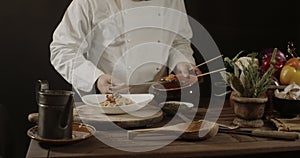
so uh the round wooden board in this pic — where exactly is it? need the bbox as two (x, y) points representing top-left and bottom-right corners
(74, 104), (163, 129)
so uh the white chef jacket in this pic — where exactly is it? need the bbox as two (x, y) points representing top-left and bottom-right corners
(50, 0), (195, 92)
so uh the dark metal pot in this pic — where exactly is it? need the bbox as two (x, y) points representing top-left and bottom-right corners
(36, 80), (74, 140)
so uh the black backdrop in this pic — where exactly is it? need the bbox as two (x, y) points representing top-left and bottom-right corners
(0, 0), (299, 157)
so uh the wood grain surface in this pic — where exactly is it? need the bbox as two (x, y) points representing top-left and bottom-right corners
(26, 101), (300, 158)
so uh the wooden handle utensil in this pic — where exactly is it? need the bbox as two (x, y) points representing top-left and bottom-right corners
(219, 129), (299, 140)
(127, 120), (218, 140)
(197, 68), (226, 78)
(190, 55), (223, 70)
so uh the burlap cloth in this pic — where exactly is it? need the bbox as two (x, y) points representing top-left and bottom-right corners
(270, 117), (300, 132)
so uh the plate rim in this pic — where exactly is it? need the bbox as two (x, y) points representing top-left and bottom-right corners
(27, 123), (95, 144)
(81, 94), (154, 114)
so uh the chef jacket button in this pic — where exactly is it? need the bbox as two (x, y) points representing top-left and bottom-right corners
(157, 40), (161, 43)
(158, 13), (161, 16)
(127, 39), (131, 43)
(156, 67), (160, 71)
(128, 66), (132, 70)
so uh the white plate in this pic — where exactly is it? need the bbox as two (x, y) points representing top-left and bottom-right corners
(81, 94), (154, 114)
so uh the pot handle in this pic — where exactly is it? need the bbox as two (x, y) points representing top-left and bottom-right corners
(59, 93), (74, 129)
(36, 80), (49, 103)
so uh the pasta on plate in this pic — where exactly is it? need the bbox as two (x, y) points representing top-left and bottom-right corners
(99, 94), (135, 107)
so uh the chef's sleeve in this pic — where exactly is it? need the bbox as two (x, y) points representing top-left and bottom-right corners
(168, 0), (195, 71)
(50, 0), (103, 92)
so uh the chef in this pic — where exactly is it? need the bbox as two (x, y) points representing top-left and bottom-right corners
(50, 0), (201, 94)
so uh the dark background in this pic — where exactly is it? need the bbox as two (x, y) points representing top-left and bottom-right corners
(0, 0), (299, 157)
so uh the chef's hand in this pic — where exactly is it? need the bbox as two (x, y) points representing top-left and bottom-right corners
(96, 74), (128, 94)
(175, 62), (203, 83)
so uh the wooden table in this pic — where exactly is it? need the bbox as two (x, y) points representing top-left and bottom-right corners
(26, 102), (300, 158)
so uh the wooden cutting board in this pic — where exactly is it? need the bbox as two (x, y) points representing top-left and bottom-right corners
(29, 104), (163, 129)
(74, 104), (163, 129)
